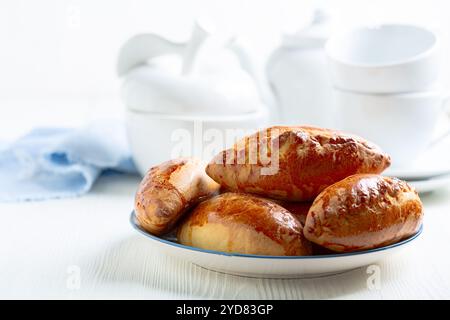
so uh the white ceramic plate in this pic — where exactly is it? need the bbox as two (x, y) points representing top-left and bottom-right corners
(130, 211), (423, 279)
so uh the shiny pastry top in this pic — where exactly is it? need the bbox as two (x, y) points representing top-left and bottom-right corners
(304, 174), (423, 252)
(178, 192), (313, 256)
(206, 126), (391, 201)
(135, 157), (220, 236)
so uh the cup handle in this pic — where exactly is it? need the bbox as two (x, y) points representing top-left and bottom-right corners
(428, 94), (450, 147)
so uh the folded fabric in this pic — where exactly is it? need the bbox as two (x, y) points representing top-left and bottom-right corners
(0, 119), (137, 202)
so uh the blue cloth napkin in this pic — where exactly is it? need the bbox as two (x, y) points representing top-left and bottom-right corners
(0, 120), (137, 202)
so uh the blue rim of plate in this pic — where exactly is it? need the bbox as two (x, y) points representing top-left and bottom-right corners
(130, 211), (423, 259)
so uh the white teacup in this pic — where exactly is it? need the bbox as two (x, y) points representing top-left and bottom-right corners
(326, 24), (440, 93)
(334, 88), (450, 168)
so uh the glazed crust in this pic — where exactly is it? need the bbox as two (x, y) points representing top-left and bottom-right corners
(206, 126), (391, 201)
(135, 157), (220, 236)
(279, 201), (334, 255)
(177, 192), (313, 256)
(278, 201), (312, 226)
(303, 174), (423, 252)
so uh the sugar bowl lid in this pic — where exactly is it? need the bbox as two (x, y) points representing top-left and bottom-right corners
(117, 26), (264, 116)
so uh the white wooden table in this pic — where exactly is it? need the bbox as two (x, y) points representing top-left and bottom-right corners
(0, 172), (449, 299)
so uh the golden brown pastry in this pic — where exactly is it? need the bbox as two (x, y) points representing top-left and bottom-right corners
(278, 201), (334, 256)
(206, 126), (391, 201)
(279, 201), (312, 226)
(303, 174), (423, 252)
(135, 157), (220, 236)
(177, 192), (313, 256)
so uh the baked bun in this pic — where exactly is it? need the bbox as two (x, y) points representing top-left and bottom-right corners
(177, 192), (313, 256)
(135, 157), (220, 236)
(206, 126), (391, 201)
(304, 174), (423, 252)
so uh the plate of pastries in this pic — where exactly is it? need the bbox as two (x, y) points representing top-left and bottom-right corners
(131, 126), (424, 278)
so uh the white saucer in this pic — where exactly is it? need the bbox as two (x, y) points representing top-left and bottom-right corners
(408, 173), (450, 194)
(130, 211), (422, 279)
(384, 137), (450, 180)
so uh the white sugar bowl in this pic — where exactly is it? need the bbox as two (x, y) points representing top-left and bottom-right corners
(118, 23), (269, 175)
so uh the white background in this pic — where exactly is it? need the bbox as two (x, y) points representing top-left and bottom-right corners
(0, 0), (450, 140)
